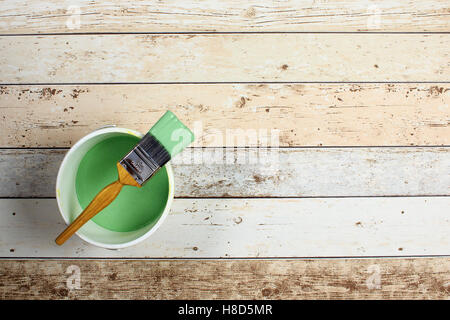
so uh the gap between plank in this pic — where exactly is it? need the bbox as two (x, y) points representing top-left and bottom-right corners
(1, 145), (449, 150)
(2, 195), (449, 200)
(1, 31), (450, 36)
(2, 81), (450, 85)
(2, 255), (450, 260)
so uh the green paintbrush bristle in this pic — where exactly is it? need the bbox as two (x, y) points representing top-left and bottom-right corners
(119, 111), (194, 185)
(148, 110), (195, 157)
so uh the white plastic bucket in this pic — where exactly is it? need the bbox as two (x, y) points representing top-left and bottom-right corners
(55, 126), (174, 249)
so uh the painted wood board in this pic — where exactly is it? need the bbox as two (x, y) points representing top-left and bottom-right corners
(1, 147), (449, 198)
(1, 34), (449, 83)
(1, 258), (449, 299)
(1, 84), (449, 148)
(0, 0), (449, 33)
(1, 197), (448, 258)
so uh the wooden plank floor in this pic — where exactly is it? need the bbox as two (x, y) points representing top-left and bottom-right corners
(1, 198), (449, 258)
(0, 84), (449, 147)
(1, 0), (449, 33)
(1, 148), (449, 198)
(0, 0), (449, 299)
(1, 259), (449, 299)
(1, 34), (449, 83)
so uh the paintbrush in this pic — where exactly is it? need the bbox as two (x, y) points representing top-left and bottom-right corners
(55, 111), (194, 245)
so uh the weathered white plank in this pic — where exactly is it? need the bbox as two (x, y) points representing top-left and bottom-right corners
(0, 197), (448, 258)
(0, 0), (449, 33)
(1, 147), (449, 198)
(1, 84), (449, 147)
(2, 258), (450, 299)
(1, 34), (449, 83)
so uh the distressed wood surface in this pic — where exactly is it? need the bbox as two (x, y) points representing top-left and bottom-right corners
(1, 84), (449, 148)
(1, 147), (449, 198)
(1, 0), (449, 301)
(0, 0), (449, 34)
(1, 258), (450, 299)
(1, 198), (448, 258)
(1, 34), (449, 83)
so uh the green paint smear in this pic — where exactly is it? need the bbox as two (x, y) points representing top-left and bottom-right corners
(75, 134), (169, 232)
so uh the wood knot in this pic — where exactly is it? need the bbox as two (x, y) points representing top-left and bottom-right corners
(244, 7), (256, 18)
(261, 288), (271, 297)
(108, 272), (118, 281)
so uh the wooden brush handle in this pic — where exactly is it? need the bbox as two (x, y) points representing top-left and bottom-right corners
(55, 180), (123, 246)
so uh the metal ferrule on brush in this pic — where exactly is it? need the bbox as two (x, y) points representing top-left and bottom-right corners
(119, 134), (171, 186)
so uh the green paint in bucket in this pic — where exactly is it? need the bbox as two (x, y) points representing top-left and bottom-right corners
(75, 134), (169, 232)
